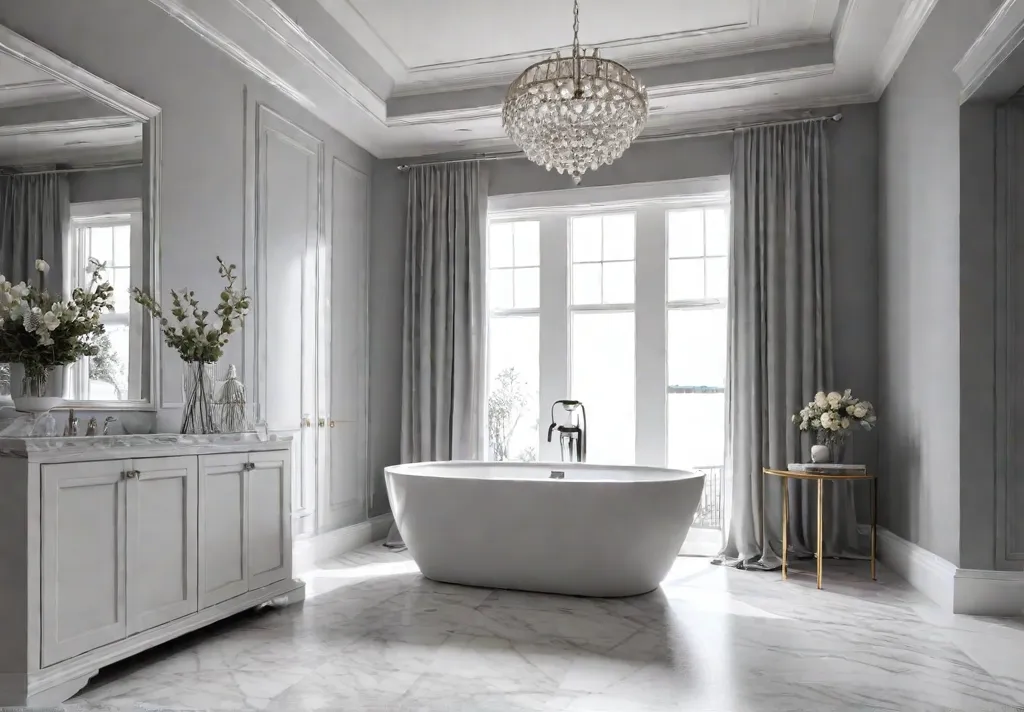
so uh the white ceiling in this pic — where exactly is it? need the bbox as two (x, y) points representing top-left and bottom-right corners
(148, 0), (947, 158)
(333, 0), (840, 95)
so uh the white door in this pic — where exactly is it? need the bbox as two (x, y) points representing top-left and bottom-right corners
(198, 453), (248, 608)
(247, 450), (291, 590)
(255, 104), (323, 539)
(41, 460), (127, 666)
(126, 456), (198, 635)
(319, 158), (370, 531)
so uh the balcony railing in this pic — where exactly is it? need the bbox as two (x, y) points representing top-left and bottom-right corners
(690, 465), (724, 530)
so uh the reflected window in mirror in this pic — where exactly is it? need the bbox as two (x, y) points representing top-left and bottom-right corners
(66, 200), (143, 402)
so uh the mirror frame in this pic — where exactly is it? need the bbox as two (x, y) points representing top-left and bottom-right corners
(0, 24), (162, 410)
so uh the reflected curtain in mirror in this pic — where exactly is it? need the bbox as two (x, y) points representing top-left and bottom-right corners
(0, 173), (70, 397)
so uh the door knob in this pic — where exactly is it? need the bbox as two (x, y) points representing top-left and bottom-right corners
(318, 417), (326, 428)
(300, 416), (312, 428)
(125, 469), (138, 479)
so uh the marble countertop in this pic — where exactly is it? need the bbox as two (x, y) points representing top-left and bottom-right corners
(0, 432), (292, 459)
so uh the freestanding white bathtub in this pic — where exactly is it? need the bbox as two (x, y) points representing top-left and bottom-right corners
(384, 461), (706, 597)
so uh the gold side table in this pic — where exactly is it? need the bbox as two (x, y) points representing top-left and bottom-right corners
(763, 467), (877, 589)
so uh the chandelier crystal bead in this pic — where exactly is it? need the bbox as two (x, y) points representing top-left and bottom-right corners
(502, 0), (649, 184)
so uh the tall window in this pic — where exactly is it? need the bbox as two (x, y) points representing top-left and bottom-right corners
(570, 213), (636, 464)
(486, 178), (730, 534)
(666, 206), (728, 473)
(67, 200), (142, 401)
(486, 219), (540, 461)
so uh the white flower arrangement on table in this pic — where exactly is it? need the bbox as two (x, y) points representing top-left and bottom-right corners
(792, 390), (877, 447)
(0, 258), (115, 385)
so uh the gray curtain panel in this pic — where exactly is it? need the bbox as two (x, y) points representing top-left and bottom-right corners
(389, 162), (487, 548)
(0, 173), (69, 286)
(716, 119), (861, 570)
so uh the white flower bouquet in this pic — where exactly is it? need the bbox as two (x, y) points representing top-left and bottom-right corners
(792, 390), (876, 453)
(0, 258), (114, 395)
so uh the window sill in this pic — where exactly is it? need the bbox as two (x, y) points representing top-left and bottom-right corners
(0, 399), (157, 412)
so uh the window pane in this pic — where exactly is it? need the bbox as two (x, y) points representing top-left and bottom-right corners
(487, 315), (540, 461)
(113, 268), (131, 313)
(489, 269), (513, 310)
(602, 261), (634, 304)
(513, 267), (539, 309)
(88, 226), (113, 266)
(668, 393), (725, 469)
(668, 258), (705, 301)
(489, 223), (514, 268)
(668, 308), (727, 388)
(89, 323), (130, 400)
(571, 216), (602, 262)
(571, 311), (635, 464)
(705, 208), (729, 256)
(668, 210), (703, 258)
(602, 213), (634, 261)
(513, 221), (540, 267)
(706, 257), (728, 299)
(113, 225), (132, 266)
(572, 263), (602, 305)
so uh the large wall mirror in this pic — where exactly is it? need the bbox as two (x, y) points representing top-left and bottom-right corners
(0, 26), (160, 409)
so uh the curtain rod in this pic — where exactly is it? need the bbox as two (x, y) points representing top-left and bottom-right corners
(396, 113), (842, 172)
(0, 160), (143, 177)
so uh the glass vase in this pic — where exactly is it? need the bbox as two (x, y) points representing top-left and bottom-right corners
(817, 432), (848, 463)
(9, 363), (65, 413)
(181, 361), (217, 435)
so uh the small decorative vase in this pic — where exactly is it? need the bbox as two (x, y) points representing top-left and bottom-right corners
(181, 361), (217, 435)
(9, 364), (65, 413)
(810, 444), (830, 463)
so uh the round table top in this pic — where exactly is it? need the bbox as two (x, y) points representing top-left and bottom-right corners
(763, 467), (875, 481)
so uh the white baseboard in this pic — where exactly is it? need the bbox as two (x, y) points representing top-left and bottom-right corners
(954, 568), (1024, 616)
(293, 514), (394, 574)
(877, 527), (1024, 615)
(876, 527), (956, 611)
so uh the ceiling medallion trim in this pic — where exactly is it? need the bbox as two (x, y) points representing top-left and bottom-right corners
(502, 0), (649, 183)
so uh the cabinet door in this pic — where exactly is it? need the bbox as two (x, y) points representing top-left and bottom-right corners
(198, 453), (248, 608)
(248, 451), (292, 590)
(126, 456), (198, 635)
(41, 460), (127, 667)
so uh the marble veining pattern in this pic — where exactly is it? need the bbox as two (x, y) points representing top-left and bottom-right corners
(37, 544), (1023, 712)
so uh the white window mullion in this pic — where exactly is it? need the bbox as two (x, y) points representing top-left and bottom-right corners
(634, 204), (668, 466)
(538, 214), (567, 461)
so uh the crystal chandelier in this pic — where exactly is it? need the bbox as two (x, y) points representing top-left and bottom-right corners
(502, 0), (649, 184)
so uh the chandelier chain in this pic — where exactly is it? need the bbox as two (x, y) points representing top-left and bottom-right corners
(572, 0), (581, 95)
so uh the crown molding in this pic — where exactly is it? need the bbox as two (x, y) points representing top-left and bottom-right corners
(387, 62), (837, 130)
(871, 0), (940, 98)
(955, 0), (1024, 103)
(146, 0), (314, 113)
(228, 0), (386, 119)
(314, 0), (405, 79)
(0, 116), (139, 138)
(384, 90), (876, 159)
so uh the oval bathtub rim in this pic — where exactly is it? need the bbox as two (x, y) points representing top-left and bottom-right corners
(384, 460), (707, 484)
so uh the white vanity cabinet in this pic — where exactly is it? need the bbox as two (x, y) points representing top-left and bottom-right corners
(0, 435), (303, 707)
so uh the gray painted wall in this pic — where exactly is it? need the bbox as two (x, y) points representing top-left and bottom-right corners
(68, 166), (145, 204)
(959, 102), (997, 570)
(0, 0), (372, 426)
(369, 104), (880, 516)
(878, 0), (996, 566)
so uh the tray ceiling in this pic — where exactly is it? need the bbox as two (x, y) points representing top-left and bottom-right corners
(148, 0), (948, 158)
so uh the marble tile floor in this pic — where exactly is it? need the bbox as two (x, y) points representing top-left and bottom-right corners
(35, 544), (1024, 712)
